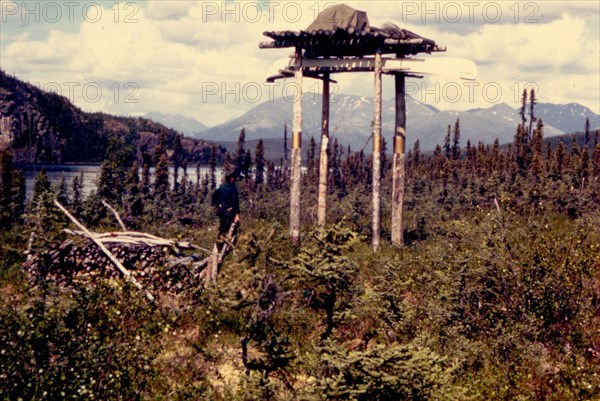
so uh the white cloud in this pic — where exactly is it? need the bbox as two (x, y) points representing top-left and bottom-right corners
(350, 1), (600, 34)
(0, 0), (598, 127)
(145, 0), (193, 20)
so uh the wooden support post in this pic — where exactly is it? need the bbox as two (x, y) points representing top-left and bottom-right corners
(391, 73), (406, 246)
(290, 49), (303, 245)
(372, 52), (382, 252)
(317, 73), (330, 228)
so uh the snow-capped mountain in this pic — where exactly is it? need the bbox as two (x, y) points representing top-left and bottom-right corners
(201, 94), (443, 151)
(143, 112), (209, 136)
(533, 103), (600, 134)
(179, 95), (600, 151)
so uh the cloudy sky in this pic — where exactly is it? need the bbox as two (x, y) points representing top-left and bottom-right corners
(1, 1), (599, 127)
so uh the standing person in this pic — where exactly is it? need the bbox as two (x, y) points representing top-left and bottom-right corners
(211, 169), (240, 248)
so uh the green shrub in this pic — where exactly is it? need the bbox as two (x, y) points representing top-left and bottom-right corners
(0, 282), (165, 400)
(312, 340), (462, 401)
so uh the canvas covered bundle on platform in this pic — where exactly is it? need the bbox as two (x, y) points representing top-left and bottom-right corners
(259, 4), (444, 58)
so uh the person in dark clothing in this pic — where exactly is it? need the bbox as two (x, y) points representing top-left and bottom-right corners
(211, 170), (240, 245)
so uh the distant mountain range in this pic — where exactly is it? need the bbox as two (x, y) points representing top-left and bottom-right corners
(532, 102), (600, 133)
(143, 112), (208, 136)
(182, 95), (598, 151)
(2, 66), (598, 164)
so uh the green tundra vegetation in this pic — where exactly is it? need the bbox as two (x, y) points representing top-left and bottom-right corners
(1, 92), (600, 400)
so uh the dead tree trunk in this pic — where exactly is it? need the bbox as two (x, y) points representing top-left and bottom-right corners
(290, 48), (303, 245)
(391, 73), (406, 246)
(318, 73), (330, 228)
(371, 52), (382, 252)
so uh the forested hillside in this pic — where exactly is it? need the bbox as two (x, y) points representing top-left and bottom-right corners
(0, 70), (222, 164)
(1, 91), (600, 400)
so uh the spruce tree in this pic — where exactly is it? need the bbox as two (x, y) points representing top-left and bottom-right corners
(514, 124), (530, 174)
(97, 161), (119, 203)
(71, 173), (83, 217)
(584, 117), (591, 146)
(266, 160), (275, 188)
(209, 145), (217, 189)
(553, 141), (566, 178)
(530, 150), (543, 183)
(180, 159), (188, 193)
(255, 139), (265, 185)
(11, 169), (25, 223)
(314, 341), (457, 401)
(97, 134), (134, 204)
(0, 150), (12, 204)
(141, 151), (152, 195)
(243, 149), (252, 179)
(200, 172), (209, 199)
(307, 136), (317, 182)
(531, 119), (544, 156)
(236, 128), (246, 174)
(172, 134), (184, 191)
(125, 160), (143, 217)
(277, 157), (285, 187)
(331, 138), (344, 192)
(519, 88), (527, 127)
(443, 125), (451, 159)
(490, 139), (500, 170)
(580, 148), (590, 185)
(433, 144), (444, 175)
(195, 162), (201, 192)
(154, 132), (168, 165)
(530, 119), (545, 182)
(153, 153), (170, 200)
(282, 223), (359, 339)
(0, 149), (14, 228)
(592, 144), (600, 177)
(452, 118), (461, 160)
(475, 141), (485, 175)
(57, 175), (69, 205)
(0, 149), (25, 228)
(283, 122), (289, 162)
(33, 168), (51, 198)
(528, 88), (537, 135)
(412, 139), (421, 168)
(570, 135), (581, 158)
(465, 140), (475, 171)
(568, 135), (582, 189)
(28, 169), (66, 251)
(380, 136), (388, 179)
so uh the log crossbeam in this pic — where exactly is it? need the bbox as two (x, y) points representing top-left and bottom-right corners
(269, 56), (477, 81)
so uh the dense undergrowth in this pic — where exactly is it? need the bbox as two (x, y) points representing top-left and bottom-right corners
(2, 207), (599, 400)
(2, 97), (600, 399)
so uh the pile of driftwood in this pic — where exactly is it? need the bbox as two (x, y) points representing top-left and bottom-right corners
(22, 200), (237, 302)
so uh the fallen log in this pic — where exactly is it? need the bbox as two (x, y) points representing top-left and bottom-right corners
(177, 241), (212, 254)
(63, 230), (211, 252)
(64, 229), (174, 247)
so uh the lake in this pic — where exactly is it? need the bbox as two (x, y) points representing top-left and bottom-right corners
(19, 164), (222, 199)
